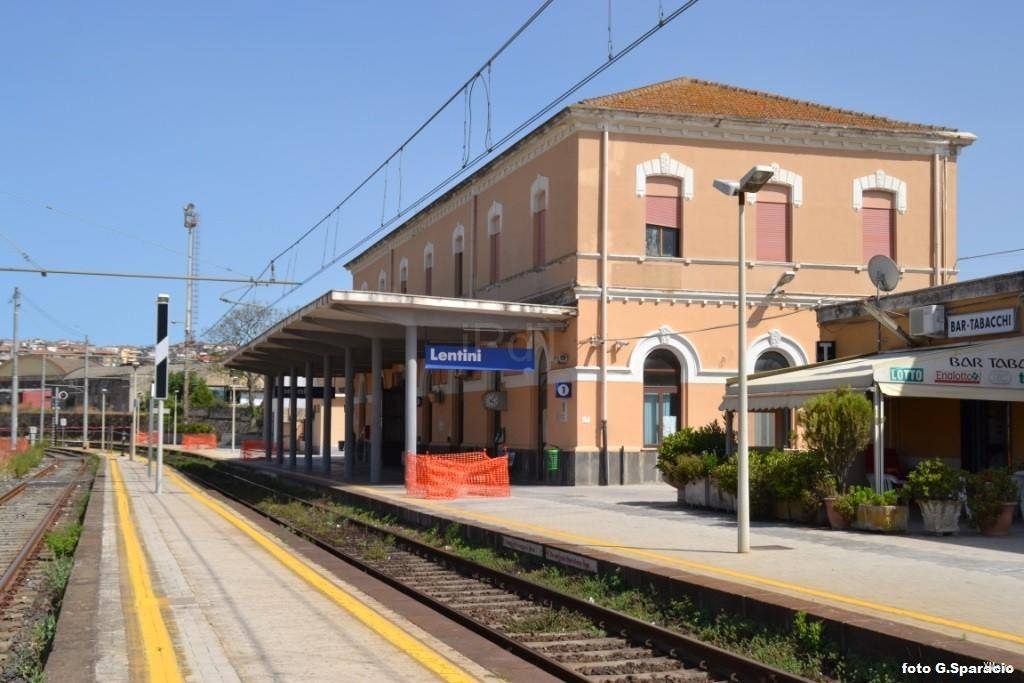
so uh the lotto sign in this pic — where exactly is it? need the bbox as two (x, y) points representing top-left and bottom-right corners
(554, 381), (572, 398)
(889, 367), (924, 383)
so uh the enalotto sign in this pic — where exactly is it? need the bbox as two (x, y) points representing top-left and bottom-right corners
(946, 308), (1017, 338)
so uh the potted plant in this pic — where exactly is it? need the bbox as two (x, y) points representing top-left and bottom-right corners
(849, 486), (909, 532)
(966, 468), (1020, 536)
(798, 387), (873, 529)
(816, 474), (853, 529)
(769, 450), (826, 523)
(904, 459), (964, 535)
(656, 423), (725, 507)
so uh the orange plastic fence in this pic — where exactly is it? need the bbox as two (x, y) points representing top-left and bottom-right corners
(0, 437), (30, 469)
(136, 432), (154, 446)
(182, 433), (218, 449)
(405, 451), (510, 499)
(241, 439), (270, 459)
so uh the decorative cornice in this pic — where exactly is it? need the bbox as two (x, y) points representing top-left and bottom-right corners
(635, 152), (694, 199)
(746, 162), (803, 207)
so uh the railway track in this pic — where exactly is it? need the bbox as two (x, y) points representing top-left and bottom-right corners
(0, 448), (87, 596)
(171, 457), (809, 683)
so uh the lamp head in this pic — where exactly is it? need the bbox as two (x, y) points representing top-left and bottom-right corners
(739, 165), (775, 193)
(775, 270), (797, 288)
(713, 178), (740, 197)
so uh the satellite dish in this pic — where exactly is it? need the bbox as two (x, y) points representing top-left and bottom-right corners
(867, 255), (901, 293)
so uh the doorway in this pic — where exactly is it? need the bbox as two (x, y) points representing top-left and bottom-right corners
(961, 400), (1009, 472)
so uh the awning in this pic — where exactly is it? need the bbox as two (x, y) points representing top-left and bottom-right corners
(225, 290), (576, 375)
(720, 335), (1024, 411)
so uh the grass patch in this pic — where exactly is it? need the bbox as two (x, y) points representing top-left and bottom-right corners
(2, 444), (45, 477)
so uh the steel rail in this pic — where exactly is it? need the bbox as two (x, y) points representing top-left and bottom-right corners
(0, 462), (58, 505)
(171, 457), (806, 683)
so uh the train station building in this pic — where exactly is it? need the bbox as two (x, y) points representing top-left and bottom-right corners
(227, 76), (976, 485)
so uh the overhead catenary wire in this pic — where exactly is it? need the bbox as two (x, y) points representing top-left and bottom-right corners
(20, 291), (84, 338)
(258, 0), (704, 312)
(954, 246), (1024, 265)
(201, 0), (557, 339)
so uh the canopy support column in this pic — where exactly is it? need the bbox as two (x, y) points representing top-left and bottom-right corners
(370, 338), (382, 484)
(344, 348), (354, 481)
(872, 386), (886, 494)
(289, 366), (298, 468)
(304, 361), (314, 472)
(263, 373), (272, 460)
(322, 354), (332, 475)
(405, 325), (418, 463)
(725, 410), (735, 456)
(275, 374), (284, 466)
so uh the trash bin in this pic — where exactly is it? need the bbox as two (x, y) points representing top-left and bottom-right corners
(545, 446), (560, 484)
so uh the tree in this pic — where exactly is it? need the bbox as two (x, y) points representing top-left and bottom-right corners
(168, 371), (215, 412)
(797, 386), (873, 492)
(206, 303), (281, 429)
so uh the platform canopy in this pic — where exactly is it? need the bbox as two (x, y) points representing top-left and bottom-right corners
(224, 290), (576, 375)
(720, 335), (1024, 412)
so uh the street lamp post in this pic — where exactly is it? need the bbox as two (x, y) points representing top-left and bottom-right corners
(100, 388), (108, 452)
(713, 165), (775, 554)
(230, 383), (239, 455)
(129, 362), (139, 461)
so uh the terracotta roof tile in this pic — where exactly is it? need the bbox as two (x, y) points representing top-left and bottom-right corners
(576, 77), (950, 132)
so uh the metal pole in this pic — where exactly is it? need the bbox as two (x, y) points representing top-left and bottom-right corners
(172, 392), (178, 445)
(9, 287), (18, 449)
(263, 373), (272, 460)
(599, 126), (609, 486)
(83, 334), (90, 448)
(289, 366), (298, 468)
(737, 194), (750, 554)
(323, 354), (333, 475)
(156, 398), (165, 494)
(101, 391), (106, 452)
(39, 352), (46, 445)
(304, 362), (313, 472)
(129, 365), (137, 460)
(404, 326), (418, 467)
(147, 392), (154, 477)
(275, 373), (285, 466)
(370, 337), (382, 484)
(53, 402), (59, 446)
(343, 348), (354, 480)
(231, 385), (237, 454)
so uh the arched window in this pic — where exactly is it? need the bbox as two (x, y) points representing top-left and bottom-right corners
(423, 244), (434, 296)
(377, 270), (387, 291)
(398, 258), (408, 294)
(360, 281), (368, 291)
(643, 349), (681, 446)
(753, 351), (792, 447)
(487, 202), (502, 283)
(645, 177), (681, 257)
(755, 184), (791, 262)
(862, 190), (895, 261)
(452, 225), (465, 297)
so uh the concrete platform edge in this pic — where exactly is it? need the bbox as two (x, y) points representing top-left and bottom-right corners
(45, 459), (103, 682)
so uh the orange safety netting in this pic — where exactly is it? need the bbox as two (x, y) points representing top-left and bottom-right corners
(405, 451), (510, 499)
(181, 433), (217, 449)
(0, 437), (30, 469)
(135, 432), (155, 446)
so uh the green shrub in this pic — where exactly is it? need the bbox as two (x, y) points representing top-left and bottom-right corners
(904, 458), (964, 502)
(179, 422), (216, 434)
(3, 444), (44, 477)
(843, 485), (903, 509)
(44, 523), (82, 558)
(798, 387), (872, 492)
(712, 451), (775, 518)
(661, 454), (707, 488)
(767, 450), (827, 502)
(656, 421), (726, 487)
(966, 468), (1019, 529)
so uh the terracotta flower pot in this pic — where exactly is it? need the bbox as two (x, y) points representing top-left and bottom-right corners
(979, 502), (1017, 537)
(824, 497), (850, 530)
(917, 499), (961, 535)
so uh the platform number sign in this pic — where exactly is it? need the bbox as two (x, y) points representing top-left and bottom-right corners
(554, 381), (572, 399)
(154, 294), (169, 400)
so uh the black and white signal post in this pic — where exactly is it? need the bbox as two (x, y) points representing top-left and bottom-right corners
(154, 293), (169, 493)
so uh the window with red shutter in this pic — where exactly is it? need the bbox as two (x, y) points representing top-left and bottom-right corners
(862, 191), (894, 261)
(644, 178), (681, 257)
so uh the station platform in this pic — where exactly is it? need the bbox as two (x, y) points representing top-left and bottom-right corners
(189, 448), (1024, 664)
(46, 453), (545, 682)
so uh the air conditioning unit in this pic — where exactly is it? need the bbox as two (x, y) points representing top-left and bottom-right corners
(909, 305), (946, 337)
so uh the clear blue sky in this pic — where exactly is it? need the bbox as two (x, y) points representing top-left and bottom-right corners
(2, 1), (1021, 345)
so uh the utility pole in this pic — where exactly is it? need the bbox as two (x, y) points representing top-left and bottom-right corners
(39, 351), (46, 444)
(82, 334), (91, 448)
(129, 361), (138, 460)
(10, 287), (20, 449)
(182, 203), (199, 428)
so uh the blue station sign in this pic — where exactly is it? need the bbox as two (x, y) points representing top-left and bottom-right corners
(425, 345), (534, 371)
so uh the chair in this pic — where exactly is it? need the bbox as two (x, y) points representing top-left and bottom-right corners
(865, 472), (902, 492)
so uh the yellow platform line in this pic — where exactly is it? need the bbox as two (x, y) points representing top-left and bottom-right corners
(165, 469), (478, 683)
(108, 458), (184, 683)
(350, 485), (1024, 648)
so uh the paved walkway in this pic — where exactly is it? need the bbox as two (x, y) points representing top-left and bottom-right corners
(83, 455), (498, 682)
(190, 448), (1024, 658)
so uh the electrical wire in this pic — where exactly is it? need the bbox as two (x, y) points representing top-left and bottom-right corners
(0, 228), (45, 272)
(257, 0), (704, 313)
(955, 246), (1024, 265)
(21, 292), (85, 338)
